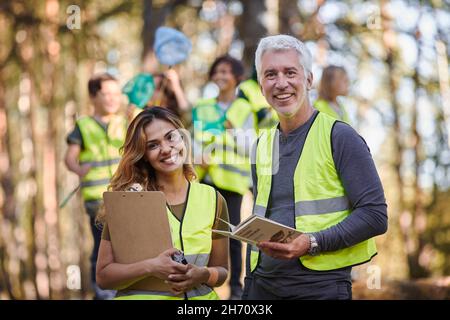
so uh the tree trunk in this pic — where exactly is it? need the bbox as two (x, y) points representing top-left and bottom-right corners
(381, 0), (411, 279)
(238, 0), (267, 72)
(408, 18), (429, 279)
(0, 69), (15, 299)
(278, 0), (299, 35)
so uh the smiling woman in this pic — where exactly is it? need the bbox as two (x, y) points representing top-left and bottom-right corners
(144, 119), (188, 176)
(95, 107), (230, 300)
(109, 107), (195, 192)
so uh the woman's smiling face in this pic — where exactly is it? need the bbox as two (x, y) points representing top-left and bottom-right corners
(144, 118), (187, 175)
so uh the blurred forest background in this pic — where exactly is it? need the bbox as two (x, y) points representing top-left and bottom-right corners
(0, 0), (449, 299)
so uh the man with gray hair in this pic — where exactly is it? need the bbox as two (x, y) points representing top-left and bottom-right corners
(243, 35), (387, 299)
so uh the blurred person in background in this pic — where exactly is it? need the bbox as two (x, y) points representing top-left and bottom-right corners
(314, 65), (351, 124)
(192, 55), (257, 300)
(64, 73), (127, 300)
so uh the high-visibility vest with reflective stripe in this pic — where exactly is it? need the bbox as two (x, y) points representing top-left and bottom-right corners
(314, 98), (350, 124)
(238, 79), (279, 129)
(192, 98), (251, 195)
(239, 79), (268, 112)
(77, 116), (127, 201)
(251, 112), (377, 271)
(115, 182), (219, 300)
(226, 97), (257, 130)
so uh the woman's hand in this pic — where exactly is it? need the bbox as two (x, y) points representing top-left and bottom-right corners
(145, 248), (189, 281)
(165, 264), (210, 295)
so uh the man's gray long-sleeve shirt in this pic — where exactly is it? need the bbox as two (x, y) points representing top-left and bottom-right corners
(246, 110), (387, 295)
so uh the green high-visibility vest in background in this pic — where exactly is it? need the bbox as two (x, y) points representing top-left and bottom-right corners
(114, 182), (219, 300)
(77, 115), (127, 202)
(192, 98), (226, 133)
(250, 112), (377, 272)
(192, 98), (253, 195)
(314, 98), (350, 124)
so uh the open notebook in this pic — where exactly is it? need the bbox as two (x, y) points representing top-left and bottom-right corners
(212, 214), (302, 245)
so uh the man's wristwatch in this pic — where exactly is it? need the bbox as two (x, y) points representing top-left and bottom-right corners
(307, 234), (320, 256)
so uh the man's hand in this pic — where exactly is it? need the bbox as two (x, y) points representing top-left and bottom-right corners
(77, 163), (92, 178)
(257, 233), (310, 260)
(65, 144), (92, 179)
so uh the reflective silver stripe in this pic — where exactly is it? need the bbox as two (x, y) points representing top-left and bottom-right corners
(115, 284), (213, 299)
(185, 253), (209, 267)
(80, 158), (120, 167)
(295, 196), (350, 216)
(115, 290), (175, 298)
(253, 205), (266, 217)
(80, 178), (110, 188)
(211, 144), (235, 154)
(218, 164), (250, 177)
(210, 143), (249, 159)
(186, 285), (213, 299)
(250, 141), (257, 166)
(272, 129), (280, 175)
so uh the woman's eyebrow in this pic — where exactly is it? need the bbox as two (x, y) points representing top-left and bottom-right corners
(164, 130), (175, 138)
(146, 130), (175, 144)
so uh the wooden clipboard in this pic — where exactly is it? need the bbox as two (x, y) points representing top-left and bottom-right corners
(103, 191), (173, 292)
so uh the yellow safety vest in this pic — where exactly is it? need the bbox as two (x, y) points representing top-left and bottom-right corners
(314, 98), (350, 124)
(114, 182), (219, 300)
(250, 112), (377, 271)
(77, 115), (127, 202)
(238, 79), (279, 129)
(226, 97), (257, 130)
(192, 98), (252, 195)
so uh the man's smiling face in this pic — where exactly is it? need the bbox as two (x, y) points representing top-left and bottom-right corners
(260, 48), (312, 119)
